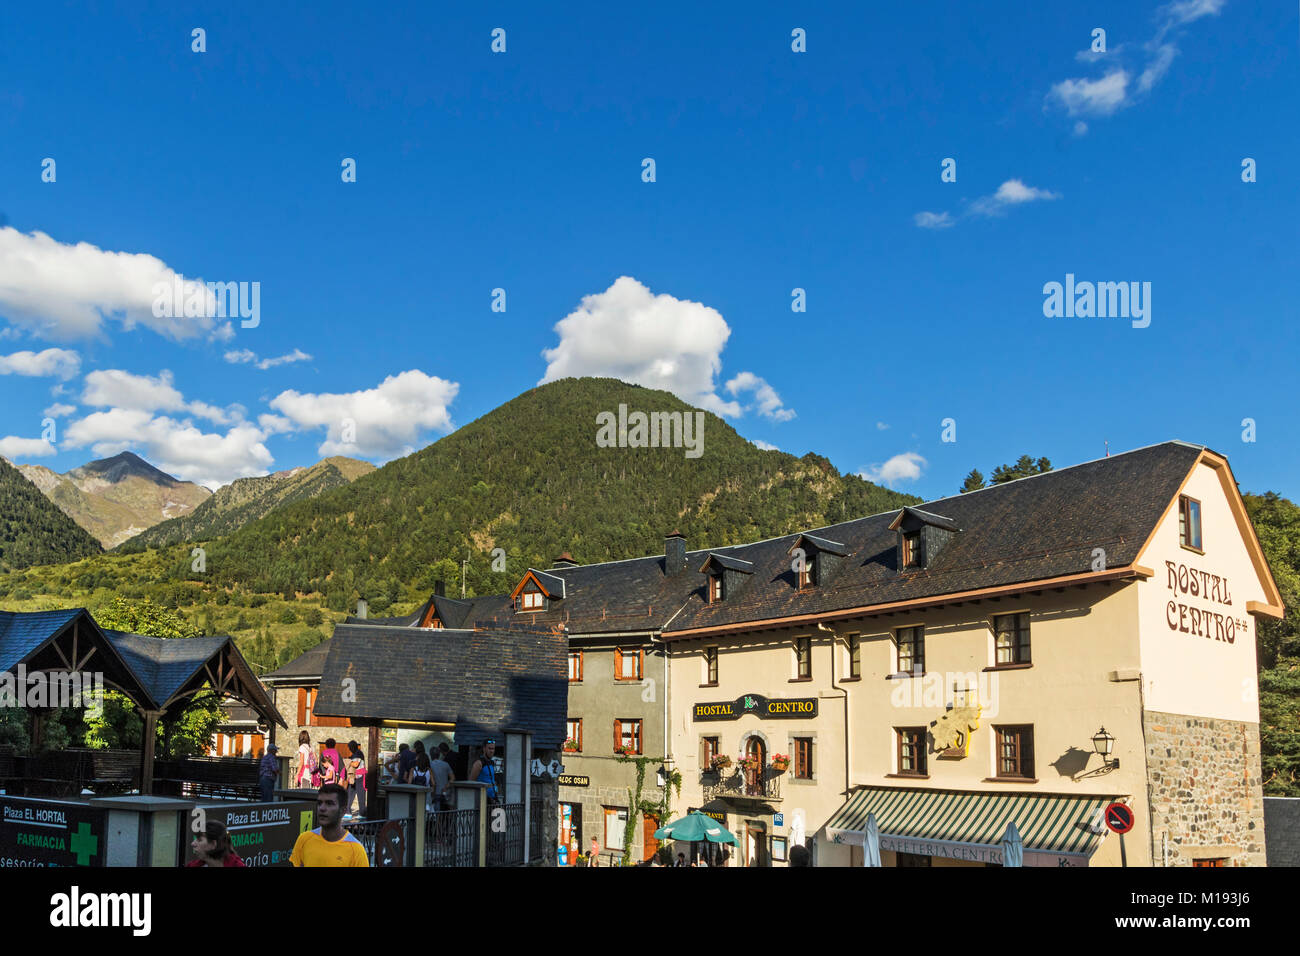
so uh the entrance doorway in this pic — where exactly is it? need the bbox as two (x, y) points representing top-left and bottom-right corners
(643, 814), (659, 862)
(559, 803), (581, 863)
(744, 821), (768, 867)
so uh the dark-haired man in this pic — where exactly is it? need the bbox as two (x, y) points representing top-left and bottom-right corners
(290, 785), (369, 867)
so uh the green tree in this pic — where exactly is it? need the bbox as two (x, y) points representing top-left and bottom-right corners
(960, 469), (986, 493)
(85, 598), (223, 758)
(990, 455), (1052, 485)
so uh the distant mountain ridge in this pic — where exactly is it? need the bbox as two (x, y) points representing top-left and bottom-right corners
(193, 377), (921, 605)
(123, 456), (376, 550)
(15, 451), (211, 548)
(0, 456), (103, 570)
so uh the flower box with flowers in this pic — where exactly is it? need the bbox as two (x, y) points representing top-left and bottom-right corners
(736, 755), (762, 773)
(769, 754), (791, 773)
(563, 738), (580, 753)
(710, 754), (732, 772)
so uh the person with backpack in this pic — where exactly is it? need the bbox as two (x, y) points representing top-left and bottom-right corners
(319, 739), (341, 788)
(344, 740), (367, 819)
(294, 731), (318, 789)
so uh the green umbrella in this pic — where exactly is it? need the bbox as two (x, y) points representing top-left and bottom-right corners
(653, 811), (739, 845)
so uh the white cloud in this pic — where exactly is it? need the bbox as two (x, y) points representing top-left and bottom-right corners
(969, 179), (1060, 218)
(1157, 0), (1225, 36)
(1138, 44), (1178, 93)
(43, 402), (77, 418)
(876, 422), (889, 431)
(0, 226), (232, 342)
(538, 276), (793, 421)
(725, 372), (794, 422)
(80, 368), (239, 424)
(257, 413), (294, 435)
(914, 211), (954, 229)
(0, 348), (81, 379)
(224, 347), (312, 371)
(269, 369), (458, 460)
(858, 452), (927, 486)
(0, 436), (56, 459)
(750, 439), (779, 451)
(1049, 0), (1223, 125)
(1049, 70), (1131, 116)
(63, 409), (273, 489)
(1073, 121), (1089, 137)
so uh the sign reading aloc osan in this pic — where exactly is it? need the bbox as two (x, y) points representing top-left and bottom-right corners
(0, 796), (105, 867)
(693, 694), (819, 722)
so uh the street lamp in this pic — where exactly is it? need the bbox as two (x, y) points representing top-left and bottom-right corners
(1092, 727), (1118, 769)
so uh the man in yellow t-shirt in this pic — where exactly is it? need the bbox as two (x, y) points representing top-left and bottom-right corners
(291, 784), (370, 867)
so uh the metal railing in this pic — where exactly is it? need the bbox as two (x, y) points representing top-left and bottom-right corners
(424, 807), (479, 867)
(702, 768), (782, 802)
(343, 817), (414, 867)
(486, 802), (525, 866)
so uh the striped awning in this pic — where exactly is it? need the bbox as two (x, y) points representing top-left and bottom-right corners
(825, 786), (1120, 860)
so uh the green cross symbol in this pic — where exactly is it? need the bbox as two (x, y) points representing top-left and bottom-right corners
(70, 822), (98, 866)
(744, 697), (756, 709)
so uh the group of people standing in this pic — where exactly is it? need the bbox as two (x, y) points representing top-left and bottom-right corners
(292, 731), (369, 819)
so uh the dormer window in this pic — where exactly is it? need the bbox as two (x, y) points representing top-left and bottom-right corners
(709, 574), (724, 603)
(797, 553), (816, 589)
(520, 583), (544, 610)
(902, 531), (923, 569)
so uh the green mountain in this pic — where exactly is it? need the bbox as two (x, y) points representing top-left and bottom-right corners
(194, 378), (919, 609)
(16, 451), (211, 548)
(122, 457), (376, 551)
(0, 456), (103, 571)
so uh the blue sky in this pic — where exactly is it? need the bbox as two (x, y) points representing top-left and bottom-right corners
(0, 0), (1296, 501)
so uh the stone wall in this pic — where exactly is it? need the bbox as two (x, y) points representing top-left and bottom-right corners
(1143, 710), (1266, 866)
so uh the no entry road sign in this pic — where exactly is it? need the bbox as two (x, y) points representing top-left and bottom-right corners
(1105, 802), (1134, 835)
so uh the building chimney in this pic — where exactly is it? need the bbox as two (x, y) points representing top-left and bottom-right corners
(665, 531), (687, 576)
(434, 580), (445, 597)
(551, 552), (579, 569)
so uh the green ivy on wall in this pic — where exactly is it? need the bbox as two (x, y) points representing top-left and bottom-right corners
(614, 754), (682, 866)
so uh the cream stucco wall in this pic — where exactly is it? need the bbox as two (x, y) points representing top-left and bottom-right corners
(669, 581), (1151, 865)
(1135, 459), (1267, 723)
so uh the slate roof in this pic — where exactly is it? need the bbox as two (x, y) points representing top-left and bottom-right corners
(0, 608), (87, 672)
(0, 608), (284, 726)
(461, 440), (1208, 638)
(890, 506), (960, 532)
(1265, 797), (1300, 867)
(262, 638), (334, 682)
(103, 629), (285, 726)
(791, 533), (850, 556)
(699, 553), (756, 574)
(313, 624), (567, 746)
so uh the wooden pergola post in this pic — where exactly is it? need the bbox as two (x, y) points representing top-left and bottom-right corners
(140, 710), (162, 795)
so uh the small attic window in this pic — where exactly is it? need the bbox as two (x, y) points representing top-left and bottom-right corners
(520, 581), (544, 611)
(709, 574), (724, 603)
(902, 531), (924, 569)
(797, 553), (816, 589)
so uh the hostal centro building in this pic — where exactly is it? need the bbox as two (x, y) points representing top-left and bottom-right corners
(661, 441), (1280, 866)
(387, 442), (1278, 867)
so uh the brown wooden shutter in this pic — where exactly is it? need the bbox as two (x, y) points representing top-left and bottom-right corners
(614, 719), (621, 752)
(297, 688), (306, 726)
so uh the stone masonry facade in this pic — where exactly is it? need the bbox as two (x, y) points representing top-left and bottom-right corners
(1143, 710), (1266, 866)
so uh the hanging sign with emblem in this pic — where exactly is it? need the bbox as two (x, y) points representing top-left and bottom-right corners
(693, 694), (818, 721)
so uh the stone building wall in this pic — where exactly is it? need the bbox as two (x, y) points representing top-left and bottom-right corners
(1143, 710), (1266, 866)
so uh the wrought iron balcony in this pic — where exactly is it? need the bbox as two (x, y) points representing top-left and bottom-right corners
(701, 767), (782, 803)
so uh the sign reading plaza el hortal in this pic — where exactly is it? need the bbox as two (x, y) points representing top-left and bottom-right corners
(693, 694), (818, 721)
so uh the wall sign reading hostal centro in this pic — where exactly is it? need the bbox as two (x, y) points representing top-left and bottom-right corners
(693, 694), (819, 721)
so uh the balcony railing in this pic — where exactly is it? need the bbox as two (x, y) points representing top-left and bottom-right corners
(702, 768), (782, 803)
